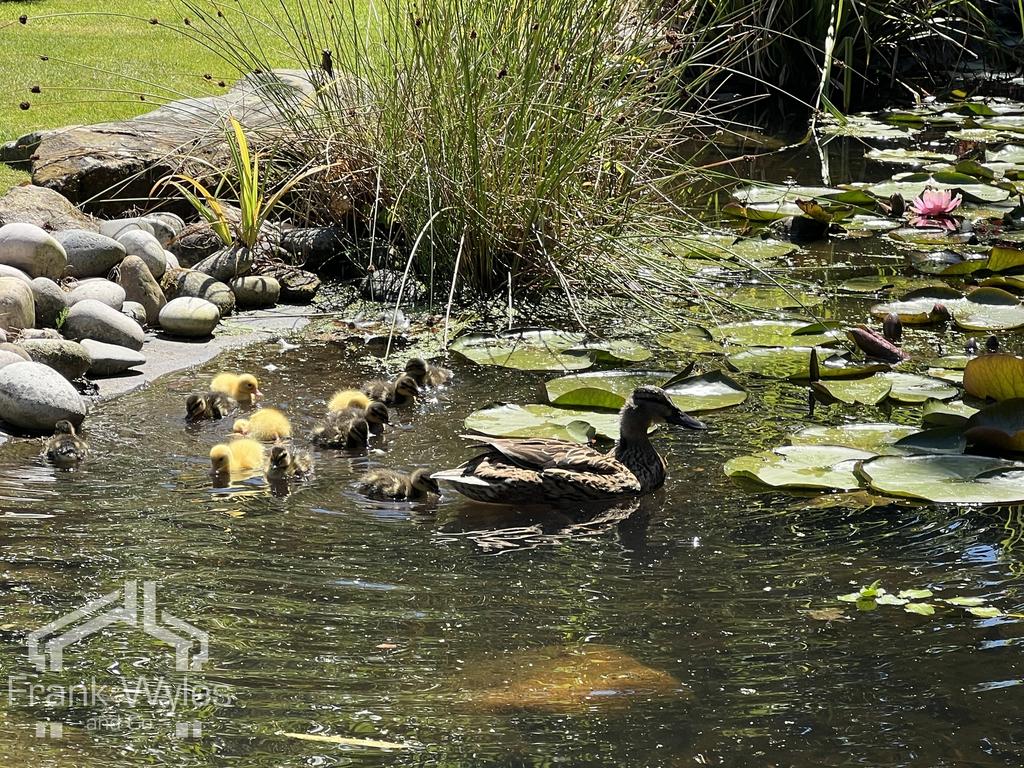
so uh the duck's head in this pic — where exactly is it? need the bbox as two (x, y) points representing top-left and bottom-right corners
(349, 417), (370, 445)
(53, 420), (76, 436)
(209, 444), (232, 474)
(394, 374), (420, 400)
(405, 357), (428, 379)
(233, 418), (250, 435)
(410, 468), (441, 495)
(186, 394), (207, 420)
(269, 444), (290, 470)
(238, 374), (262, 401)
(365, 401), (390, 425)
(627, 386), (705, 429)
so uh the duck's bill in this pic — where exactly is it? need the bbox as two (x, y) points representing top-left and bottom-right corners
(669, 410), (706, 430)
(252, 389), (264, 401)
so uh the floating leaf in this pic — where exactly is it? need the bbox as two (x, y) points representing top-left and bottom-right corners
(871, 296), (954, 325)
(910, 251), (987, 276)
(987, 247), (1024, 273)
(904, 603), (936, 616)
(865, 148), (957, 166)
(656, 327), (723, 355)
(897, 589), (933, 600)
(720, 286), (823, 310)
(713, 320), (842, 348)
(807, 607), (847, 621)
(881, 372), (959, 404)
(821, 115), (917, 139)
(724, 445), (873, 491)
(281, 732), (416, 750)
(868, 172), (1011, 203)
(967, 606), (1002, 618)
(893, 427), (967, 455)
(567, 339), (651, 363)
(841, 275), (897, 293)
(733, 184), (870, 206)
(664, 370), (748, 412)
(789, 423), (918, 454)
(675, 237), (799, 262)
(963, 354), (1024, 400)
(922, 399), (979, 426)
(944, 596), (987, 606)
(859, 454), (1024, 503)
(965, 399), (1024, 453)
(876, 594), (908, 606)
(464, 403), (622, 442)
(722, 201), (800, 221)
(451, 329), (590, 370)
(813, 376), (892, 406)
(727, 347), (887, 381)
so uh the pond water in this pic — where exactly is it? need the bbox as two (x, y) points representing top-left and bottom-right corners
(0, 330), (1022, 767)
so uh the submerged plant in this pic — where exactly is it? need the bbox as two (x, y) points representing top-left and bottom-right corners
(908, 188), (962, 231)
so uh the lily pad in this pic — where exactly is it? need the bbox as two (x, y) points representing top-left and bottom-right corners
(893, 427), (967, 455)
(673, 236), (799, 262)
(789, 423), (918, 453)
(464, 403), (622, 442)
(722, 201), (801, 222)
(724, 445), (874, 491)
(664, 370), (748, 412)
(713, 320), (842, 348)
(821, 115), (917, 140)
(965, 399), (1024, 453)
(813, 377), (892, 406)
(963, 353), (1024, 400)
(451, 329), (590, 370)
(881, 372), (959, 404)
(656, 327), (723, 355)
(720, 286), (823, 310)
(922, 399), (979, 426)
(859, 454), (1024, 503)
(546, 370), (746, 413)
(868, 172), (1011, 204)
(567, 339), (651, 363)
(865, 148), (957, 166)
(727, 347), (888, 381)
(910, 250), (988, 276)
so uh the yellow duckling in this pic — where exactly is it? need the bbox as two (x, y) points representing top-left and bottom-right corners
(405, 357), (453, 388)
(44, 420), (88, 469)
(362, 374), (420, 406)
(265, 444), (314, 480)
(312, 414), (370, 450)
(186, 392), (236, 422)
(356, 468), (440, 501)
(210, 372), (263, 405)
(209, 438), (265, 477)
(232, 408), (291, 441)
(328, 389), (371, 412)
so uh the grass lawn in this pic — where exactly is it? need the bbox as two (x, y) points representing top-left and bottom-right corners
(0, 1), (322, 192)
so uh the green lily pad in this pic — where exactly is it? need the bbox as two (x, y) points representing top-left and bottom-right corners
(733, 184), (872, 206)
(898, 589), (934, 600)
(952, 293), (1024, 331)
(451, 329), (590, 370)
(986, 144), (1024, 163)
(927, 355), (971, 371)
(945, 596), (987, 606)
(546, 369), (746, 413)
(865, 148), (957, 167)
(870, 295), (955, 324)
(813, 377), (893, 406)
(789, 423), (919, 453)
(893, 427), (967, 455)
(821, 115), (917, 139)
(965, 398), (1024, 453)
(841, 275), (897, 293)
(905, 603), (937, 616)
(722, 201), (801, 221)
(567, 339), (651, 363)
(859, 454), (1024, 503)
(967, 606), (1002, 618)
(720, 286), (823, 310)
(910, 250), (988, 276)
(464, 402), (622, 442)
(868, 172), (1011, 204)
(664, 370), (748, 413)
(987, 247), (1024, 273)
(656, 327), (723, 355)
(713, 320), (842, 348)
(727, 347), (888, 381)
(922, 398), (979, 426)
(724, 445), (874, 491)
(881, 372), (959, 404)
(963, 353), (1024, 400)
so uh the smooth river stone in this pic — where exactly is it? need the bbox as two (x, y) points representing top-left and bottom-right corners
(0, 349), (26, 370)
(158, 297), (220, 337)
(55, 229), (126, 279)
(18, 338), (92, 380)
(0, 222), (68, 280)
(230, 275), (280, 308)
(80, 339), (146, 377)
(116, 255), (165, 324)
(100, 218), (154, 240)
(30, 277), (67, 328)
(0, 265), (30, 285)
(64, 299), (145, 351)
(193, 244), (251, 283)
(121, 301), (146, 326)
(66, 278), (126, 309)
(0, 361), (86, 431)
(0, 276), (35, 332)
(162, 268), (234, 317)
(116, 230), (166, 279)
(139, 215), (178, 246)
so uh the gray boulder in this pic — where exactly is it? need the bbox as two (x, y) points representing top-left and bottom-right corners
(163, 250), (180, 271)
(168, 221), (223, 266)
(193, 243), (252, 283)
(0, 276), (35, 332)
(162, 268), (234, 317)
(64, 299), (145, 351)
(0, 265), (30, 285)
(80, 339), (146, 377)
(0, 222), (68, 280)
(30, 277), (67, 328)
(121, 301), (146, 326)
(262, 264), (320, 304)
(18, 338), (92, 380)
(19, 328), (61, 340)
(0, 185), (97, 231)
(0, 361), (86, 431)
(231, 275), (280, 308)
(66, 278), (126, 309)
(0, 349), (26, 370)
(100, 218), (155, 240)
(139, 215), (178, 246)
(0, 342), (30, 360)
(145, 212), (185, 240)
(116, 255), (166, 324)
(116, 230), (166, 279)
(55, 229), (126, 279)
(158, 297), (220, 337)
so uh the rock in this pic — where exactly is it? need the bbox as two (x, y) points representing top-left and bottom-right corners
(161, 268), (235, 317)
(55, 229), (126, 278)
(231, 275), (280, 308)
(64, 299), (145, 351)
(0, 185), (97, 231)
(262, 264), (320, 304)
(116, 255), (166, 324)
(0, 277), (35, 332)
(279, 226), (353, 272)
(80, 339), (146, 377)
(0, 361), (86, 431)
(163, 250), (180, 271)
(121, 301), (146, 326)
(18, 338), (92, 380)
(19, 328), (61, 340)
(0, 265), (31, 285)
(168, 221), (224, 267)
(0, 222), (68, 280)
(158, 297), (220, 337)
(139, 215), (178, 245)
(145, 212), (185, 239)
(360, 268), (426, 302)
(0, 343), (30, 360)
(0, 329), (6, 343)
(116, 230), (166, 279)
(66, 278), (126, 309)
(194, 243), (252, 282)
(30, 277), (67, 328)
(100, 218), (155, 240)
(0, 350), (26, 370)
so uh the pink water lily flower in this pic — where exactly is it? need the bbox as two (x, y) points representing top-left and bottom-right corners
(908, 188), (963, 231)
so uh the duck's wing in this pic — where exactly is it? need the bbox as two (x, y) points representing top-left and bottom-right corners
(459, 435), (621, 475)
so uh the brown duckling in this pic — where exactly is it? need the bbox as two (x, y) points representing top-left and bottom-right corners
(312, 415), (370, 450)
(362, 374), (419, 406)
(356, 468), (440, 501)
(265, 444), (314, 480)
(186, 392), (236, 422)
(44, 420), (88, 469)
(404, 357), (453, 388)
(211, 372), (263, 405)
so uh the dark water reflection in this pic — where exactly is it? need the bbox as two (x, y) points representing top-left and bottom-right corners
(0, 332), (1021, 767)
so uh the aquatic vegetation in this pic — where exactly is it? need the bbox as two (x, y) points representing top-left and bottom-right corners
(908, 188), (963, 230)
(963, 353), (1024, 401)
(837, 581), (1005, 619)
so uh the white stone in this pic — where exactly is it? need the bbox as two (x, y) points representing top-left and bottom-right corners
(158, 296), (220, 337)
(64, 299), (145, 351)
(0, 361), (86, 431)
(0, 222), (68, 280)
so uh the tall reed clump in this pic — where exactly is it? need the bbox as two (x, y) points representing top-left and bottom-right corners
(172, 0), (746, 306)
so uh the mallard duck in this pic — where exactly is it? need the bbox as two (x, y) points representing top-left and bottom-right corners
(433, 386), (705, 504)
(356, 468), (440, 501)
(311, 414), (370, 450)
(232, 408), (291, 441)
(210, 372), (263, 404)
(44, 420), (88, 469)
(405, 357), (453, 388)
(265, 444), (314, 480)
(362, 374), (419, 406)
(209, 438), (265, 477)
(328, 389), (371, 412)
(186, 392), (236, 421)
